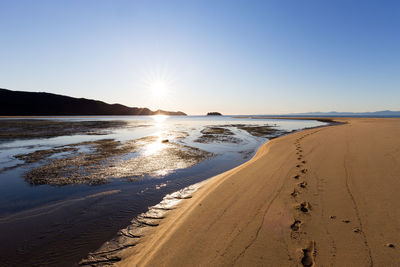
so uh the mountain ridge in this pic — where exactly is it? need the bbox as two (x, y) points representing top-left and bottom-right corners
(0, 88), (186, 116)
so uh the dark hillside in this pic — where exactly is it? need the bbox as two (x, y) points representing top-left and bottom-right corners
(0, 88), (186, 116)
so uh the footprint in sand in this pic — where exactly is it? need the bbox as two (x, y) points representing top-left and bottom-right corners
(385, 243), (395, 248)
(296, 164), (302, 168)
(301, 169), (307, 174)
(301, 241), (316, 267)
(299, 202), (311, 213)
(291, 188), (300, 197)
(294, 175), (300, 179)
(301, 160), (306, 164)
(298, 181), (307, 188)
(342, 219), (351, 223)
(291, 219), (302, 231)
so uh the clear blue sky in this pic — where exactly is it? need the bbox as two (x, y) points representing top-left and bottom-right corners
(0, 0), (399, 115)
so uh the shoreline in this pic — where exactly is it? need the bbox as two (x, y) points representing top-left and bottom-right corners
(112, 117), (400, 266)
(1, 116), (323, 266)
(79, 118), (339, 265)
(79, 119), (318, 265)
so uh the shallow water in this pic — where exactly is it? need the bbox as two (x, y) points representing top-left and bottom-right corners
(0, 115), (325, 266)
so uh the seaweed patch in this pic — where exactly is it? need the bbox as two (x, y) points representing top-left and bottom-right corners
(21, 137), (213, 186)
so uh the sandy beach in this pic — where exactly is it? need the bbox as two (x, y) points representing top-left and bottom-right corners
(117, 118), (400, 266)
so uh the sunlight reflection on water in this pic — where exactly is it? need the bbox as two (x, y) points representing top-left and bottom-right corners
(142, 115), (169, 156)
(142, 134), (166, 156)
(152, 114), (168, 124)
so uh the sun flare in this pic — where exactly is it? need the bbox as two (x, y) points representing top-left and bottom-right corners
(150, 80), (168, 97)
(143, 66), (175, 101)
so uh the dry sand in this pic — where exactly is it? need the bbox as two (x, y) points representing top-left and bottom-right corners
(118, 118), (400, 266)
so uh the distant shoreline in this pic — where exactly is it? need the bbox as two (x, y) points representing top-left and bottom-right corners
(233, 115), (400, 119)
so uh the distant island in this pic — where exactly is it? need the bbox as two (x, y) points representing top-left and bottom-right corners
(0, 88), (186, 116)
(207, 112), (222, 116)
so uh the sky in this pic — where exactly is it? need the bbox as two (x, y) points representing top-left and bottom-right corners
(0, 0), (399, 115)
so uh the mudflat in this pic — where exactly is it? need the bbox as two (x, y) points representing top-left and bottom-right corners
(118, 118), (400, 266)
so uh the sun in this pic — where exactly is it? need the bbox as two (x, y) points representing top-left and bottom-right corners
(150, 80), (168, 97)
(142, 66), (175, 100)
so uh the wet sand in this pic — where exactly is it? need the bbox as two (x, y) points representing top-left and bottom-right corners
(118, 118), (400, 266)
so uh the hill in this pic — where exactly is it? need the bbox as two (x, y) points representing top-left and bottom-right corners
(0, 88), (186, 116)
